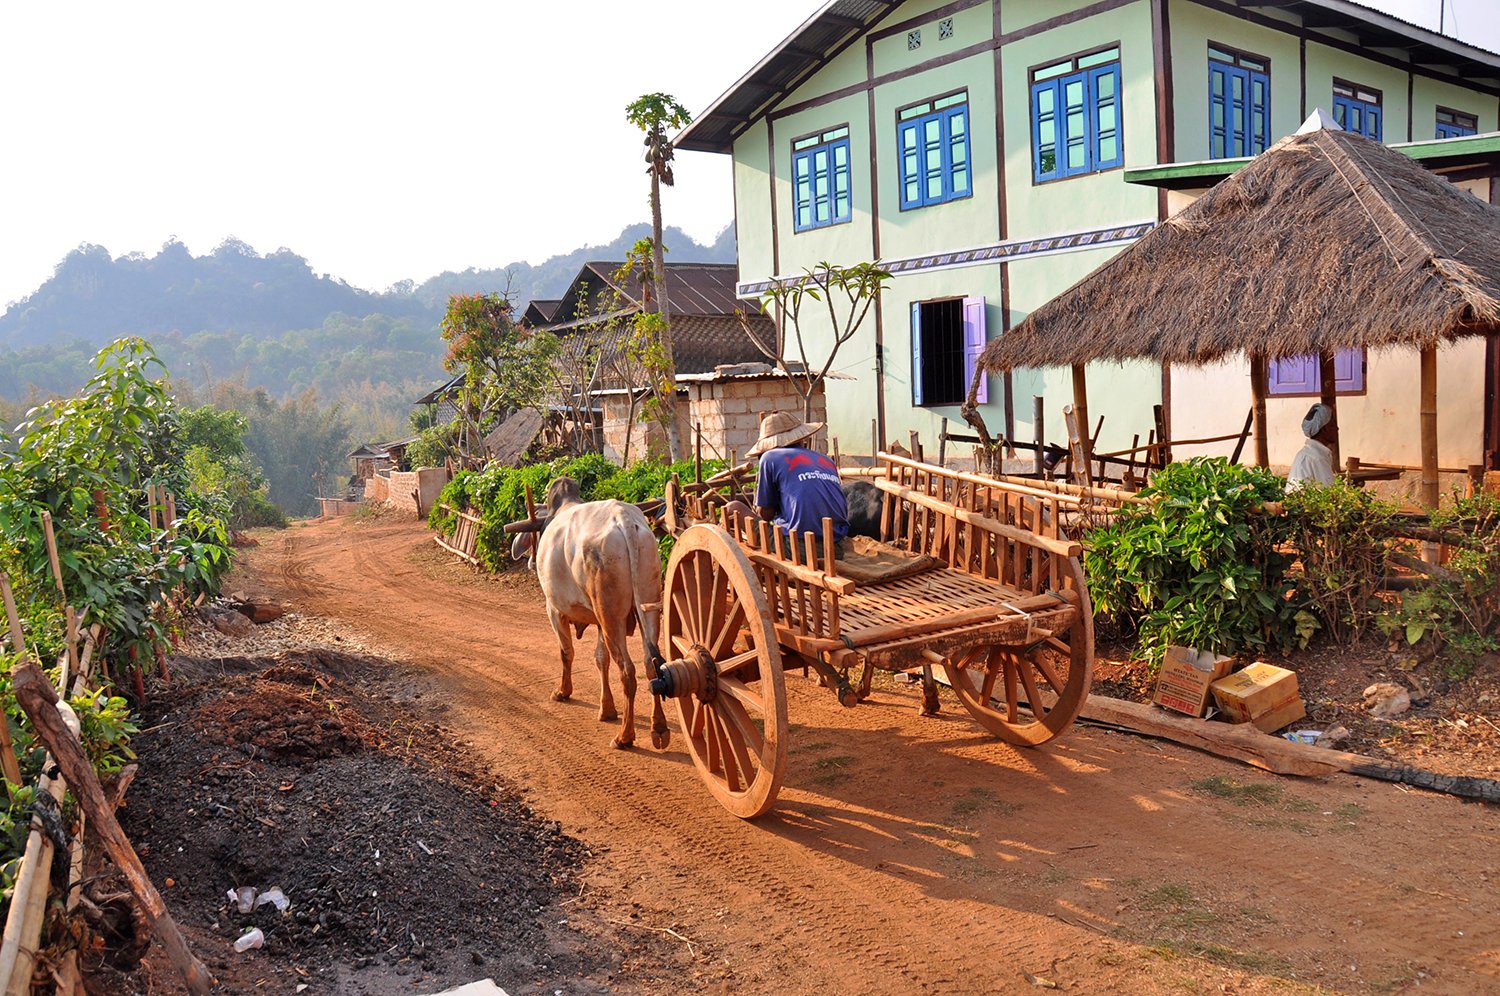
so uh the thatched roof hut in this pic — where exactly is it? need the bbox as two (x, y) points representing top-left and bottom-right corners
(980, 121), (1500, 370)
(977, 115), (1500, 505)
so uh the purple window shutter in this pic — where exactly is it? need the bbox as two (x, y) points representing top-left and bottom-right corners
(911, 302), (924, 406)
(962, 295), (988, 404)
(1267, 355), (1316, 395)
(1334, 348), (1365, 392)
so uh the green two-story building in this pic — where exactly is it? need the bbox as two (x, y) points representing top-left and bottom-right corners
(677, 0), (1500, 468)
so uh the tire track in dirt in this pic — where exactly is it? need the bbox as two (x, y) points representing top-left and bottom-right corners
(234, 518), (1500, 995)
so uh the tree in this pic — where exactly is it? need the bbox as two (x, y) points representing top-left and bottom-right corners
(439, 292), (553, 463)
(625, 92), (693, 461)
(737, 262), (891, 422)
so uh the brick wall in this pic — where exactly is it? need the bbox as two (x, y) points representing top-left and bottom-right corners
(366, 474), (390, 503)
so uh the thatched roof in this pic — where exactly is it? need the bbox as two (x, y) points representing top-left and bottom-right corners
(979, 122), (1500, 372)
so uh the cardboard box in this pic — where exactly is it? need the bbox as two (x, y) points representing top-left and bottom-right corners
(1153, 646), (1235, 717)
(1210, 662), (1307, 732)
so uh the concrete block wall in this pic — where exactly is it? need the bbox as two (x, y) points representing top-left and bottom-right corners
(366, 474), (390, 503)
(385, 467), (450, 515)
(688, 379), (829, 458)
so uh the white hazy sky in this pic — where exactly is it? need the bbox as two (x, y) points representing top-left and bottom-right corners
(0, 0), (1495, 308)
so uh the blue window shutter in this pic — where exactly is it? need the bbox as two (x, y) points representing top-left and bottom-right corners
(898, 120), (921, 209)
(963, 296), (988, 404)
(1334, 348), (1365, 392)
(911, 302), (924, 406)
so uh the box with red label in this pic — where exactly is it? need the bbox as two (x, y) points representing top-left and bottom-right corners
(1153, 646), (1235, 717)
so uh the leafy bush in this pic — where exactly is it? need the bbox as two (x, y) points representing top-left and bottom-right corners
(1283, 480), (1394, 643)
(1086, 458), (1296, 664)
(1374, 489), (1500, 678)
(429, 455), (722, 571)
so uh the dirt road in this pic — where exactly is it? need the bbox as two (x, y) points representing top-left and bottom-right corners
(235, 515), (1499, 994)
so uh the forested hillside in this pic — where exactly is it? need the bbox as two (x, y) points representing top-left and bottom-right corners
(0, 223), (736, 514)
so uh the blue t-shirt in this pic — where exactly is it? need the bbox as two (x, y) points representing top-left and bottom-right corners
(754, 447), (848, 540)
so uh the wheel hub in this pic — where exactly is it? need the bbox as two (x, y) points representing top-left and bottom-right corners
(648, 647), (719, 702)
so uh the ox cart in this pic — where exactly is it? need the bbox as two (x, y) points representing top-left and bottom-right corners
(647, 452), (1094, 817)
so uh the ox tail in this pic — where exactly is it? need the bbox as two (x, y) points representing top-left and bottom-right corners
(617, 517), (666, 678)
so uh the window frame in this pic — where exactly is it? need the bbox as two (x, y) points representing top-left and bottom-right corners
(1332, 78), (1383, 140)
(1028, 42), (1125, 185)
(1263, 349), (1368, 398)
(1436, 106), (1478, 140)
(895, 89), (973, 212)
(790, 124), (854, 233)
(1207, 42), (1271, 160)
(910, 295), (988, 408)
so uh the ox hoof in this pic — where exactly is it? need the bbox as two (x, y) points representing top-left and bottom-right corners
(552, 690), (572, 702)
(651, 728), (671, 751)
(598, 708), (619, 723)
(612, 736), (635, 751)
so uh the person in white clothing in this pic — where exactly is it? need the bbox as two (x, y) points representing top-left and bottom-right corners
(1287, 403), (1337, 489)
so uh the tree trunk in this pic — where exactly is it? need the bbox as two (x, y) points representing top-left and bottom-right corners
(650, 169), (683, 462)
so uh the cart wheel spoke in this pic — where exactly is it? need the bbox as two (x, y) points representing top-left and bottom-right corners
(1016, 656), (1048, 720)
(716, 674), (763, 715)
(718, 696), (766, 758)
(1034, 654), (1066, 696)
(710, 603), (746, 659)
(717, 649), (760, 677)
(1001, 652), (1020, 723)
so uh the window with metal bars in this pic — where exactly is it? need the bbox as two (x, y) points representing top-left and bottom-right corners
(911, 297), (988, 407)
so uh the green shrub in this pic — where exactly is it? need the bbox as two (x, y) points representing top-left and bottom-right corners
(426, 455), (724, 570)
(1283, 480), (1394, 643)
(1086, 458), (1296, 664)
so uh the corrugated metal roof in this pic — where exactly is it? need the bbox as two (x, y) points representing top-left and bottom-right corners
(676, 0), (1500, 156)
(675, 0), (896, 154)
(579, 261), (748, 316)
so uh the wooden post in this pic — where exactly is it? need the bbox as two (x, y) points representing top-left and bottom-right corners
(1318, 352), (1341, 471)
(40, 512), (66, 601)
(0, 576), (26, 785)
(694, 422), (703, 484)
(10, 662), (213, 994)
(938, 419), (949, 467)
(871, 418), (878, 459)
(1033, 396), (1045, 477)
(1249, 356), (1270, 468)
(1468, 464), (1485, 498)
(1421, 345), (1439, 510)
(1070, 364), (1092, 473)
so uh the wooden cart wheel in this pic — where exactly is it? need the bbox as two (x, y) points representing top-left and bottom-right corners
(942, 559), (1095, 746)
(660, 524), (788, 818)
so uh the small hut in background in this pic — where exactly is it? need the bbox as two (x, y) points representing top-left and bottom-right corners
(980, 113), (1500, 507)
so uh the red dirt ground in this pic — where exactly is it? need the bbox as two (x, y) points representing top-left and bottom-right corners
(222, 514), (1499, 994)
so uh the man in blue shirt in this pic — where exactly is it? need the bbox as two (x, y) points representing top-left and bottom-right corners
(732, 411), (848, 553)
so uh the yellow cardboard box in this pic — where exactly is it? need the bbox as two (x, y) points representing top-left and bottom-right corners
(1210, 662), (1306, 732)
(1153, 646), (1235, 717)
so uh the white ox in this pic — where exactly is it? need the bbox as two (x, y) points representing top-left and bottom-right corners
(513, 477), (668, 750)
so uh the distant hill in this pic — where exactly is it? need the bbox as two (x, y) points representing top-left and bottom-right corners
(0, 224), (736, 351)
(411, 222), (736, 310)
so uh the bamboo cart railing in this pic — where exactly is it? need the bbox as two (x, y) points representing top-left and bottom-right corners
(433, 503), (483, 566)
(648, 452), (1095, 818)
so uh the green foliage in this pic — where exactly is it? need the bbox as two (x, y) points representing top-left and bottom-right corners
(1283, 480), (1394, 643)
(1085, 458), (1295, 664)
(405, 421), (461, 472)
(0, 339), (233, 656)
(431, 455), (721, 571)
(625, 94), (692, 187)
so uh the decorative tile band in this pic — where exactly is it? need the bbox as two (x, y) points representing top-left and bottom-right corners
(736, 220), (1156, 297)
